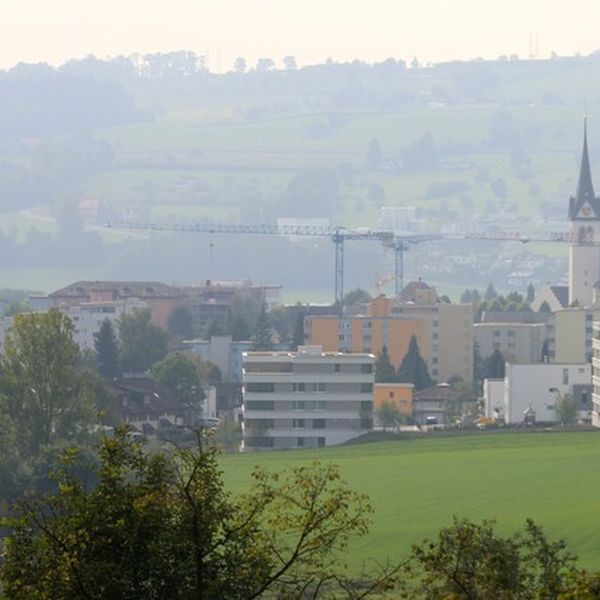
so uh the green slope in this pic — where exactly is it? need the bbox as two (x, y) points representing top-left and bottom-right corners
(222, 431), (600, 570)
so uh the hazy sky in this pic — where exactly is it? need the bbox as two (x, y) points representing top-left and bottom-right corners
(2, 0), (600, 71)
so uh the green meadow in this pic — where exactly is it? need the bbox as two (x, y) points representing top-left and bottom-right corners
(222, 431), (600, 570)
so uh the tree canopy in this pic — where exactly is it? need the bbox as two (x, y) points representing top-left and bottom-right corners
(118, 308), (168, 373)
(0, 428), (394, 599)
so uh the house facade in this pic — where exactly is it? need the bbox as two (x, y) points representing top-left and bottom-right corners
(242, 345), (374, 451)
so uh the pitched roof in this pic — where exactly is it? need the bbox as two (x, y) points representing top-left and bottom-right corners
(569, 118), (600, 220)
(550, 285), (569, 308)
(49, 280), (184, 299)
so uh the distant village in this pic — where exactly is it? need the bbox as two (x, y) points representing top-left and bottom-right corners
(1, 127), (599, 452)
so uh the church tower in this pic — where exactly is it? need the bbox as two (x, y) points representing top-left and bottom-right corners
(568, 119), (600, 307)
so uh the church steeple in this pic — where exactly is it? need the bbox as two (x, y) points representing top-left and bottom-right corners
(569, 118), (600, 220)
(576, 117), (595, 201)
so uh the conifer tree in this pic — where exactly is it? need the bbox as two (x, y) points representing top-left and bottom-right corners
(94, 318), (119, 380)
(375, 345), (396, 383)
(254, 304), (273, 351)
(484, 283), (498, 302)
(290, 311), (305, 351)
(396, 336), (434, 390)
(526, 282), (535, 304)
(485, 348), (505, 379)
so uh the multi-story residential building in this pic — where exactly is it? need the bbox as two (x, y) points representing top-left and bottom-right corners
(547, 308), (597, 363)
(488, 362), (592, 425)
(49, 280), (185, 329)
(68, 299), (147, 350)
(242, 345), (374, 451)
(474, 322), (546, 363)
(591, 320), (600, 427)
(180, 280), (282, 336)
(306, 287), (473, 383)
(305, 314), (428, 373)
(391, 290), (474, 383)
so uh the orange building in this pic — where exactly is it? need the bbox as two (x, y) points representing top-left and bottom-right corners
(306, 315), (429, 370)
(374, 383), (413, 416)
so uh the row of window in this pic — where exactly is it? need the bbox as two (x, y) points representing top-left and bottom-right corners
(246, 382), (374, 394)
(246, 400), (374, 412)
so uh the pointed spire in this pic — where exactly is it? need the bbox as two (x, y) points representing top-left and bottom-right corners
(576, 116), (595, 201)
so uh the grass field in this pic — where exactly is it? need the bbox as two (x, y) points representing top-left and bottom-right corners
(222, 431), (600, 570)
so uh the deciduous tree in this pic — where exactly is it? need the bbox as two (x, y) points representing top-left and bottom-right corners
(0, 428), (396, 599)
(0, 309), (94, 454)
(118, 308), (168, 373)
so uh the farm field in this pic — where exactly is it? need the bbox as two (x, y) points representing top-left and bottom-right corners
(222, 431), (600, 571)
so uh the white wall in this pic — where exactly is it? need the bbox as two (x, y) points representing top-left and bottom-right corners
(483, 379), (504, 419)
(505, 363), (591, 424)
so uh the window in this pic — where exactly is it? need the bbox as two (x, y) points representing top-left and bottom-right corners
(361, 400), (373, 411)
(313, 419), (326, 429)
(246, 382), (275, 393)
(293, 382), (306, 392)
(292, 401), (305, 411)
(317, 437), (326, 447)
(493, 331), (501, 337)
(334, 363), (340, 373)
(292, 419), (305, 429)
(433, 320), (439, 327)
(433, 333), (438, 340)
(295, 437), (305, 447)
(507, 331), (516, 337)
(314, 382), (326, 393)
(245, 401), (274, 411)
(361, 383), (373, 393)
(314, 400), (327, 411)
(563, 369), (569, 385)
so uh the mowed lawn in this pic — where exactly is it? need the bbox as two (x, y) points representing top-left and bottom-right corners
(222, 431), (600, 570)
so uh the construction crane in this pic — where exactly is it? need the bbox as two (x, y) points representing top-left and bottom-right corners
(107, 219), (437, 303)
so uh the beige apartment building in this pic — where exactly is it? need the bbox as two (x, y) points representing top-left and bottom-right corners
(474, 322), (546, 363)
(548, 308), (597, 363)
(306, 285), (473, 383)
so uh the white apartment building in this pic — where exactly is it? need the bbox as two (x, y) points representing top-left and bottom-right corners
(242, 345), (374, 451)
(591, 321), (600, 426)
(485, 362), (592, 425)
(68, 298), (147, 350)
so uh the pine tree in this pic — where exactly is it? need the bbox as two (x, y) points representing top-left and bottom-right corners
(485, 348), (505, 379)
(396, 335), (434, 390)
(539, 300), (552, 314)
(375, 345), (396, 383)
(526, 282), (535, 304)
(254, 304), (273, 351)
(484, 283), (498, 302)
(94, 318), (119, 380)
(290, 311), (305, 351)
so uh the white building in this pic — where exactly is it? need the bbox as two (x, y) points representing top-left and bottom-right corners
(242, 345), (374, 451)
(68, 298), (147, 350)
(591, 320), (600, 427)
(485, 363), (592, 425)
